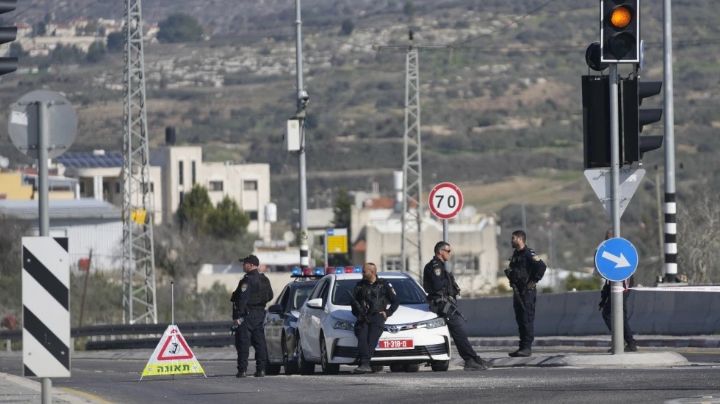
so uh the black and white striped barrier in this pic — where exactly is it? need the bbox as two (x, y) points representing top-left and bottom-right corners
(664, 192), (678, 279)
(22, 237), (71, 377)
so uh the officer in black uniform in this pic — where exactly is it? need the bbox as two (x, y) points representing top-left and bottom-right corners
(423, 241), (490, 371)
(351, 262), (399, 374)
(505, 230), (546, 357)
(231, 254), (273, 378)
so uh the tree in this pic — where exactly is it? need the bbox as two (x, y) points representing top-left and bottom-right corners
(50, 44), (84, 64)
(8, 42), (27, 58)
(86, 41), (106, 63)
(106, 32), (124, 52)
(176, 184), (213, 232)
(339, 19), (354, 36)
(207, 196), (250, 238)
(156, 13), (204, 43)
(0, 218), (27, 321)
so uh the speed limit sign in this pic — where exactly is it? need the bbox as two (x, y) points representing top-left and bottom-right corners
(428, 182), (463, 219)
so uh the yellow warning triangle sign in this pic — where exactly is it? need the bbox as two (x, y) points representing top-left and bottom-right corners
(141, 325), (206, 379)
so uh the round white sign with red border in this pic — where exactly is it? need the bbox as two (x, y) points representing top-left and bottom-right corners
(428, 182), (463, 219)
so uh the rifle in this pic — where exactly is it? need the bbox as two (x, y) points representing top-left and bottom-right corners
(346, 290), (368, 322)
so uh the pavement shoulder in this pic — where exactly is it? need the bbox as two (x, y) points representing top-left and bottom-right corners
(489, 351), (690, 368)
(0, 372), (106, 403)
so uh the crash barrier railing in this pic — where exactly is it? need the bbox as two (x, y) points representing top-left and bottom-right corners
(0, 321), (234, 350)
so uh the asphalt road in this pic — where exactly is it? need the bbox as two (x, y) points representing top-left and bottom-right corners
(2, 348), (720, 404)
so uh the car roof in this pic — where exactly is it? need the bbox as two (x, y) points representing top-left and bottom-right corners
(331, 271), (412, 280)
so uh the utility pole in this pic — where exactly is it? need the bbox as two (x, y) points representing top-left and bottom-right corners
(662, 0), (678, 282)
(294, 0), (310, 269)
(401, 32), (423, 278)
(376, 33), (450, 277)
(121, 0), (157, 324)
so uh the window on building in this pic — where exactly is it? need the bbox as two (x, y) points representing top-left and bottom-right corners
(79, 182), (85, 194)
(115, 182), (121, 193)
(243, 180), (258, 191)
(150, 182), (154, 193)
(453, 255), (479, 274)
(179, 191), (184, 205)
(209, 181), (224, 192)
(191, 161), (196, 185)
(178, 161), (184, 185)
(383, 256), (403, 272)
(247, 210), (258, 220)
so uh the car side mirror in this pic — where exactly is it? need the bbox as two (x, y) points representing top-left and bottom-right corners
(268, 304), (283, 314)
(306, 298), (323, 309)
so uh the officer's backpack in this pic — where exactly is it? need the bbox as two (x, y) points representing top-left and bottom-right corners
(259, 273), (273, 303)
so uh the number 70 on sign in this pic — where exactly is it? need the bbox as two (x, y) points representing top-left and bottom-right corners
(428, 182), (464, 219)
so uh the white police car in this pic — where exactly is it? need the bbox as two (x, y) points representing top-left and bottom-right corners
(296, 268), (451, 374)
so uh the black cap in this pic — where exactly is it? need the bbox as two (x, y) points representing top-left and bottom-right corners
(241, 254), (259, 266)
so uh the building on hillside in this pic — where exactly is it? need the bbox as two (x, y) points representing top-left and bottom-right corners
(56, 137), (272, 240)
(0, 170), (78, 200)
(351, 196), (500, 296)
(0, 199), (122, 270)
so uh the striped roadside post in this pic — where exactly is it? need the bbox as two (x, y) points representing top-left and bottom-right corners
(22, 237), (71, 400)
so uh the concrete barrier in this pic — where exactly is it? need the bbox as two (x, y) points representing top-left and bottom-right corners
(458, 290), (720, 337)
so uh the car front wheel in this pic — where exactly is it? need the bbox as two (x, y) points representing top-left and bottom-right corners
(296, 338), (315, 375)
(320, 335), (340, 375)
(431, 360), (449, 372)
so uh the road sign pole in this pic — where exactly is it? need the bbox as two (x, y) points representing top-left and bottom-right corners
(609, 64), (624, 355)
(37, 100), (53, 403)
(442, 219), (448, 243)
(37, 101), (49, 237)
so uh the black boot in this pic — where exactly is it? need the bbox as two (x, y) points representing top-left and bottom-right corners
(474, 357), (492, 370)
(236, 370), (246, 378)
(254, 369), (265, 377)
(508, 348), (531, 357)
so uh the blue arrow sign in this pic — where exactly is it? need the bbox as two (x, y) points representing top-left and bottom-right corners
(594, 237), (639, 282)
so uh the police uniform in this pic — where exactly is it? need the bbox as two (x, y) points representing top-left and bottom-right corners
(351, 278), (399, 372)
(506, 246), (546, 355)
(423, 256), (488, 370)
(599, 278), (637, 351)
(232, 256), (273, 377)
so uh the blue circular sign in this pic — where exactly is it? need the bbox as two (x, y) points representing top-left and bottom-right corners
(594, 237), (639, 282)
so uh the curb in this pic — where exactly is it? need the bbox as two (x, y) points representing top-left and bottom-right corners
(469, 336), (720, 349)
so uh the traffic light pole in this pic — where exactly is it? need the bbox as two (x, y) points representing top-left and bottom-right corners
(294, 0), (309, 269)
(608, 64), (624, 355)
(662, 0), (678, 282)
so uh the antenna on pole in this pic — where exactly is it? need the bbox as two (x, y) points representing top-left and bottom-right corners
(121, 0), (157, 324)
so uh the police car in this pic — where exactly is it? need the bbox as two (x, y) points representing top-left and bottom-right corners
(264, 267), (322, 375)
(296, 268), (451, 374)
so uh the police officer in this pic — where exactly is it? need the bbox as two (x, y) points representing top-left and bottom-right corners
(423, 241), (490, 371)
(351, 262), (399, 374)
(597, 230), (638, 352)
(231, 254), (273, 378)
(505, 230), (546, 357)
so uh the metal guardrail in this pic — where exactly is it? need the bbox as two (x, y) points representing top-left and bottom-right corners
(0, 321), (234, 350)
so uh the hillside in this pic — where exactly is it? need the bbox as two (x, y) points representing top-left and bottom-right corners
(1, 0), (719, 285)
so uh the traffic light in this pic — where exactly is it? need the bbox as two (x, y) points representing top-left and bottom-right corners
(601, 0), (639, 63)
(622, 77), (663, 163)
(0, 0), (17, 76)
(582, 75), (611, 168)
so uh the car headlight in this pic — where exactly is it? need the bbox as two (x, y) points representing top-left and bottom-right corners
(332, 319), (355, 331)
(416, 317), (446, 329)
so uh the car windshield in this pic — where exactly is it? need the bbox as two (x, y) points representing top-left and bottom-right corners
(290, 283), (316, 310)
(331, 278), (426, 306)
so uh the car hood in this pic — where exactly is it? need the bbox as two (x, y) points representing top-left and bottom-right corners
(331, 304), (437, 325)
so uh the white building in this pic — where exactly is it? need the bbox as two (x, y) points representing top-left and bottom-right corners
(0, 199), (123, 270)
(56, 142), (272, 240)
(351, 198), (500, 296)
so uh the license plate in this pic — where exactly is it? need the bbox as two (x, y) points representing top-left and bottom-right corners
(377, 339), (414, 350)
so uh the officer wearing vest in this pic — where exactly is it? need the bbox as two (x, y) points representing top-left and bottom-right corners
(351, 262), (399, 374)
(423, 241), (490, 371)
(231, 254), (273, 378)
(505, 230), (546, 357)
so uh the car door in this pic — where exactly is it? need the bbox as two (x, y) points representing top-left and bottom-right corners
(265, 285), (289, 362)
(301, 277), (330, 360)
